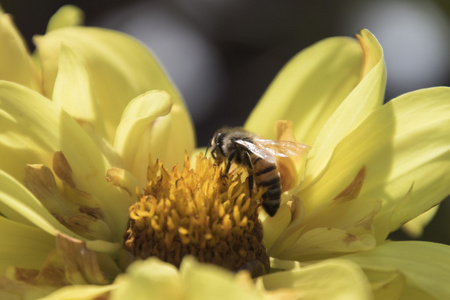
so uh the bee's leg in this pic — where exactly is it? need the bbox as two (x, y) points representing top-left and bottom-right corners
(224, 150), (237, 174)
(247, 174), (254, 196)
(205, 142), (211, 156)
(243, 151), (254, 196)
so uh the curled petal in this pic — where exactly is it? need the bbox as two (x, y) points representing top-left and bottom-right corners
(303, 29), (386, 188)
(46, 5), (84, 32)
(114, 90), (172, 186)
(245, 35), (363, 144)
(401, 206), (439, 238)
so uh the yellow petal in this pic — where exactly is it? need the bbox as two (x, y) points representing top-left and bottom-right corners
(35, 26), (195, 146)
(114, 90), (172, 186)
(303, 29), (386, 187)
(46, 5), (84, 32)
(0, 81), (129, 238)
(260, 259), (372, 300)
(345, 241), (450, 299)
(401, 205), (439, 238)
(0, 169), (79, 238)
(38, 284), (116, 300)
(300, 87), (450, 241)
(262, 204), (292, 250)
(111, 258), (183, 300)
(0, 81), (106, 182)
(23, 164), (78, 216)
(245, 35), (363, 143)
(300, 198), (381, 237)
(274, 228), (375, 261)
(106, 167), (141, 197)
(0, 216), (54, 274)
(0, 11), (41, 92)
(56, 233), (108, 285)
(363, 268), (405, 300)
(146, 103), (195, 169)
(52, 44), (107, 140)
(180, 257), (263, 300)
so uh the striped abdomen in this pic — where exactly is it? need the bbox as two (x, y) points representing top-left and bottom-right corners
(251, 155), (281, 217)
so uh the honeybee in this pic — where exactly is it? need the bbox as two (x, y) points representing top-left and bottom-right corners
(207, 127), (310, 217)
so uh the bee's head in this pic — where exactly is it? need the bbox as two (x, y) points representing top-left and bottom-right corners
(206, 130), (227, 162)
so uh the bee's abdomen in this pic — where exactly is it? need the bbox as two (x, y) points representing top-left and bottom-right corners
(252, 157), (281, 217)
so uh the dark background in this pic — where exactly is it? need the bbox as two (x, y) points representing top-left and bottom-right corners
(2, 0), (449, 244)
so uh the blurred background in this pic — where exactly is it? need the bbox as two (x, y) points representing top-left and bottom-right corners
(1, 0), (449, 244)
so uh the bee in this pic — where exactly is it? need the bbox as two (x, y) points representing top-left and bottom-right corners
(207, 127), (310, 217)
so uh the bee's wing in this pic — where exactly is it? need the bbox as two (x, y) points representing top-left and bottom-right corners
(253, 138), (310, 158)
(234, 139), (275, 161)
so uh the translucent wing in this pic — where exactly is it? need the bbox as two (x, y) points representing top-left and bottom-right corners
(234, 139), (276, 162)
(253, 138), (310, 158)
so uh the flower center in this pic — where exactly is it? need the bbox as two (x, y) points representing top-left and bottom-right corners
(123, 154), (269, 277)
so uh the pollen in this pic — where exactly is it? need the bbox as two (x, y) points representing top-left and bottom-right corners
(123, 153), (270, 276)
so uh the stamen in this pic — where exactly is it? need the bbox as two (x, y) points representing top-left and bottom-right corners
(123, 153), (269, 277)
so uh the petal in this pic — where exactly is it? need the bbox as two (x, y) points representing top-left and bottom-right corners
(46, 5), (84, 32)
(0, 81), (129, 238)
(145, 103), (195, 170)
(106, 167), (141, 197)
(0, 11), (41, 92)
(245, 35), (363, 143)
(114, 90), (172, 186)
(299, 87), (450, 241)
(363, 268), (406, 299)
(299, 198), (381, 237)
(0, 216), (54, 274)
(401, 205), (439, 238)
(110, 258), (183, 300)
(52, 44), (108, 140)
(0, 169), (80, 237)
(260, 259), (372, 300)
(274, 228), (375, 261)
(262, 204), (292, 250)
(35, 26), (195, 146)
(180, 257), (263, 300)
(303, 29), (386, 187)
(0, 168), (120, 254)
(345, 241), (450, 299)
(38, 284), (115, 300)
(56, 233), (108, 285)
(0, 81), (105, 183)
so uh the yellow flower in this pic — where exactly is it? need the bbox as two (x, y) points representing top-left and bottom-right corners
(0, 4), (449, 300)
(246, 29), (450, 298)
